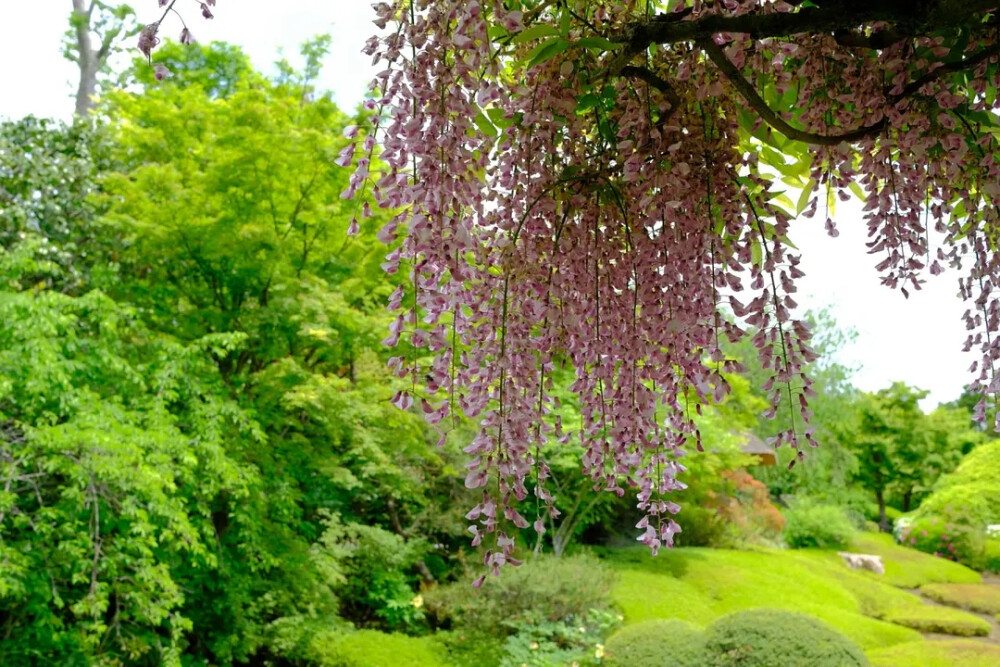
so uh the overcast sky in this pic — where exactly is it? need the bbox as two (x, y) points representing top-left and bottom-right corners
(0, 1), (977, 408)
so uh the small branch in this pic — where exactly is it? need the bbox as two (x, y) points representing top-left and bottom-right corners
(620, 65), (681, 118)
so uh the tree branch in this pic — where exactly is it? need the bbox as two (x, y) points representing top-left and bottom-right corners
(610, 0), (998, 74)
(699, 36), (1000, 146)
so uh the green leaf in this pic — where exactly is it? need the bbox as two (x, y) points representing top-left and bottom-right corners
(511, 24), (560, 44)
(796, 179), (817, 216)
(524, 38), (571, 69)
(473, 110), (499, 137)
(575, 94), (600, 115)
(575, 37), (623, 52)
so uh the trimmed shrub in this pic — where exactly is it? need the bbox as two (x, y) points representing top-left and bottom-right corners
(309, 630), (447, 667)
(783, 502), (855, 549)
(702, 609), (868, 667)
(868, 639), (1000, 667)
(423, 554), (613, 636)
(881, 605), (990, 636)
(603, 619), (708, 667)
(921, 583), (1000, 615)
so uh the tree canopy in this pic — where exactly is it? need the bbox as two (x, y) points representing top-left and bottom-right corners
(139, 1), (1000, 570)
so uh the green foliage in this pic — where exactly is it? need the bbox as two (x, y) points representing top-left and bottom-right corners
(844, 383), (975, 527)
(907, 441), (1000, 569)
(783, 501), (856, 549)
(498, 608), (618, 667)
(0, 117), (114, 289)
(920, 583), (1000, 615)
(868, 640), (1000, 667)
(702, 609), (868, 666)
(903, 515), (987, 567)
(603, 619), (708, 667)
(317, 518), (428, 632)
(127, 40), (256, 97)
(424, 554), (614, 637)
(0, 247), (254, 662)
(917, 441), (1000, 526)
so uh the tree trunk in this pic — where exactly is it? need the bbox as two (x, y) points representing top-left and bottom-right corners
(72, 0), (99, 116)
(386, 497), (434, 584)
(902, 487), (913, 513)
(876, 488), (889, 533)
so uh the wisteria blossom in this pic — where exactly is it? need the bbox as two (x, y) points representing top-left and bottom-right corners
(334, 0), (1000, 572)
(341, 0), (1000, 572)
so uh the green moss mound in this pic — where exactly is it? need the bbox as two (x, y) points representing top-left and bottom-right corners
(606, 546), (920, 650)
(868, 639), (1000, 667)
(309, 630), (447, 667)
(881, 604), (991, 637)
(921, 583), (1000, 615)
(702, 608), (868, 666)
(603, 619), (707, 667)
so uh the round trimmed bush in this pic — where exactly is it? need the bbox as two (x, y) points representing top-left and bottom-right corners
(603, 619), (708, 667)
(782, 502), (855, 549)
(703, 609), (868, 666)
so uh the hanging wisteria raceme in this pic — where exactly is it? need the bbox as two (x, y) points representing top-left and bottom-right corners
(333, 0), (1000, 575)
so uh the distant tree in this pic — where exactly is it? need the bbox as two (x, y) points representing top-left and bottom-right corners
(849, 384), (929, 530)
(847, 383), (978, 531)
(65, 1), (139, 115)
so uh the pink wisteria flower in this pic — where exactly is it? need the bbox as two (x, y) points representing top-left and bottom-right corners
(338, 0), (1000, 577)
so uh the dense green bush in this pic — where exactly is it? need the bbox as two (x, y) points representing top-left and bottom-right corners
(702, 609), (868, 666)
(423, 554), (614, 636)
(499, 608), (619, 667)
(782, 502), (856, 549)
(603, 619), (708, 667)
(320, 520), (428, 633)
(902, 515), (986, 568)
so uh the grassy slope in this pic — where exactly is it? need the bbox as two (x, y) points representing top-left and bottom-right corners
(602, 532), (984, 653)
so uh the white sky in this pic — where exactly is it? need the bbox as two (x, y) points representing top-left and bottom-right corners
(0, 1), (976, 408)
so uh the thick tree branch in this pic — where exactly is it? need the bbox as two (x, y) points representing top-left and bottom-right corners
(699, 36), (1000, 146)
(611, 0), (998, 73)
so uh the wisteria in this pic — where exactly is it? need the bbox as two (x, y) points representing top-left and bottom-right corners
(136, 0), (1000, 574)
(331, 0), (1000, 574)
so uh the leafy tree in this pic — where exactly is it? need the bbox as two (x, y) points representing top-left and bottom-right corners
(0, 239), (255, 664)
(93, 43), (463, 657)
(0, 116), (115, 289)
(846, 383), (974, 531)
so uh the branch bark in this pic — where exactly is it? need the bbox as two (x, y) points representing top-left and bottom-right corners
(613, 0), (997, 69)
